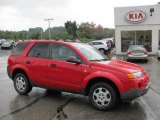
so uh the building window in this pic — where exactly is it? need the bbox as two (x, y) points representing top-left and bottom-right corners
(159, 30), (160, 50)
(121, 30), (152, 52)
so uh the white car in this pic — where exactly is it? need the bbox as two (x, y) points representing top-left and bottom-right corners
(157, 50), (160, 59)
(0, 39), (6, 45)
(87, 41), (109, 53)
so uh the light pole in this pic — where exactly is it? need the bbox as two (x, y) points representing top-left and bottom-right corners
(44, 18), (53, 40)
(41, 30), (43, 39)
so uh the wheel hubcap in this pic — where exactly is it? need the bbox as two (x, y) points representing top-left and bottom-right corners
(100, 50), (104, 53)
(93, 87), (111, 106)
(16, 77), (26, 92)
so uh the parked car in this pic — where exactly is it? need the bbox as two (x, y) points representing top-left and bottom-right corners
(1, 41), (13, 49)
(7, 40), (150, 111)
(127, 45), (148, 62)
(101, 38), (115, 48)
(87, 40), (110, 54)
(0, 39), (6, 46)
(73, 39), (81, 43)
(157, 50), (160, 59)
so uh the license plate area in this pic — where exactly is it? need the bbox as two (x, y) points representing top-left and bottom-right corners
(133, 52), (144, 56)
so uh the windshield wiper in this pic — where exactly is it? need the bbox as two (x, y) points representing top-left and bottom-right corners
(90, 58), (108, 62)
(90, 59), (101, 61)
(100, 58), (109, 61)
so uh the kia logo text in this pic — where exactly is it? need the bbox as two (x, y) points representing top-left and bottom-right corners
(126, 11), (146, 23)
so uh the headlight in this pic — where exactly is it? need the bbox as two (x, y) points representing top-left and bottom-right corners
(127, 71), (143, 79)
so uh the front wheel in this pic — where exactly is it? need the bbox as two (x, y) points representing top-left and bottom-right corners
(89, 82), (117, 111)
(14, 73), (32, 95)
(99, 49), (105, 54)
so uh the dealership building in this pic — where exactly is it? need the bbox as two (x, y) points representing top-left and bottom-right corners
(114, 4), (160, 54)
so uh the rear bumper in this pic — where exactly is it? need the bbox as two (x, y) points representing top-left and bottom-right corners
(120, 82), (150, 101)
(127, 55), (148, 60)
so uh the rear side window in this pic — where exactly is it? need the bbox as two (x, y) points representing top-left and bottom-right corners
(11, 43), (29, 56)
(93, 42), (103, 45)
(27, 42), (49, 59)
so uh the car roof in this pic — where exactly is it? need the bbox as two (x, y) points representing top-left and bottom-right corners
(89, 40), (105, 43)
(17, 40), (84, 46)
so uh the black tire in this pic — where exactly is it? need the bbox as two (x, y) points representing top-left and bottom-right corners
(89, 82), (117, 111)
(144, 59), (148, 63)
(157, 54), (160, 59)
(14, 73), (32, 95)
(99, 48), (105, 54)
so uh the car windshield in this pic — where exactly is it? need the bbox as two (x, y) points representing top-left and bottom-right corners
(72, 43), (108, 61)
(130, 46), (145, 51)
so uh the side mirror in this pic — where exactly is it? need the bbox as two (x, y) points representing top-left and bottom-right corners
(66, 56), (81, 64)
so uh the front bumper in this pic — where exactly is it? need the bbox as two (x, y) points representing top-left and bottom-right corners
(7, 65), (12, 79)
(120, 82), (150, 101)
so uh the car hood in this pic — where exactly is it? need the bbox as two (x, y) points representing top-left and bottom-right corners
(2, 43), (10, 45)
(91, 59), (143, 73)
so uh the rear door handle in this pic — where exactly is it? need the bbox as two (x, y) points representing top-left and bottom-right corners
(25, 61), (31, 64)
(50, 64), (56, 68)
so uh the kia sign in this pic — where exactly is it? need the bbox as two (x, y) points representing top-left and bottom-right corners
(126, 11), (146, 23)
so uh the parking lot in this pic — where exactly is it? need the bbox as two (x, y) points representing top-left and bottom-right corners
(0, 49), (160, 120)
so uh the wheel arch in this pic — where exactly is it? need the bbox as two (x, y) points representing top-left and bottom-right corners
(12, 68), (29, 80)
(84, 77), (120, 99)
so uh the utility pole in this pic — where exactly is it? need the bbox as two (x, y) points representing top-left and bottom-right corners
(44, 18), (53, 40)
(41, 30), (43, 39)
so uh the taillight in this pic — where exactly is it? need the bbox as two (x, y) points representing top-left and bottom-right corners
(127, 51), (132, 55)
(144, 51), (148, 55)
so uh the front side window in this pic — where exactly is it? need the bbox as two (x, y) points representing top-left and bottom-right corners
(51, 43), (79, 61)
(27, 42), (49, 59)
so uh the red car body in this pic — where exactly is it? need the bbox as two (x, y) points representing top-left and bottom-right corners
(7, 40), (150, 110)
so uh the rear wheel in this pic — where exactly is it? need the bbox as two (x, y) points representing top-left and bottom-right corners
(89, 82), (117, 111)
(157, 53), (160, 59)
(14, 73), (32, 95)
(144, 59), (148, 63)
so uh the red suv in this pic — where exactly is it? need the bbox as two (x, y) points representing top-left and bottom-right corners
(7, 40), (150, 110)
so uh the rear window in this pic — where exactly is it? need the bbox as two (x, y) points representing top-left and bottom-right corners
(130, 46), (145, 51)
(11, 43), (29, 56)
(92, 42), (103, 45)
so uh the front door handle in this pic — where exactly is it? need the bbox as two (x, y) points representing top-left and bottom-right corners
(25, 61), (31, 64)
(50, 64), (56, 68)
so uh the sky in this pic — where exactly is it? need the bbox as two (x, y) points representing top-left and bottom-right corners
(0, 0), (159, 31)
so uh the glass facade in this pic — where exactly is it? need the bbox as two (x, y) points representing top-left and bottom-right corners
(121, 30), (152, 52)
(159, 30), (160, 50)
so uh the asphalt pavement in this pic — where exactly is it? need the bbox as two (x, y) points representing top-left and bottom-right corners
(0, 50), (160, 120)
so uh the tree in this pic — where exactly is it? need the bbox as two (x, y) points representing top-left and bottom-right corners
(78, 22), (105, 39)
(65, 21), (78, 39)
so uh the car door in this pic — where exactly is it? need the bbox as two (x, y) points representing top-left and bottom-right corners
(47, 43), (82, 92)
(25, 42), (49, 87)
